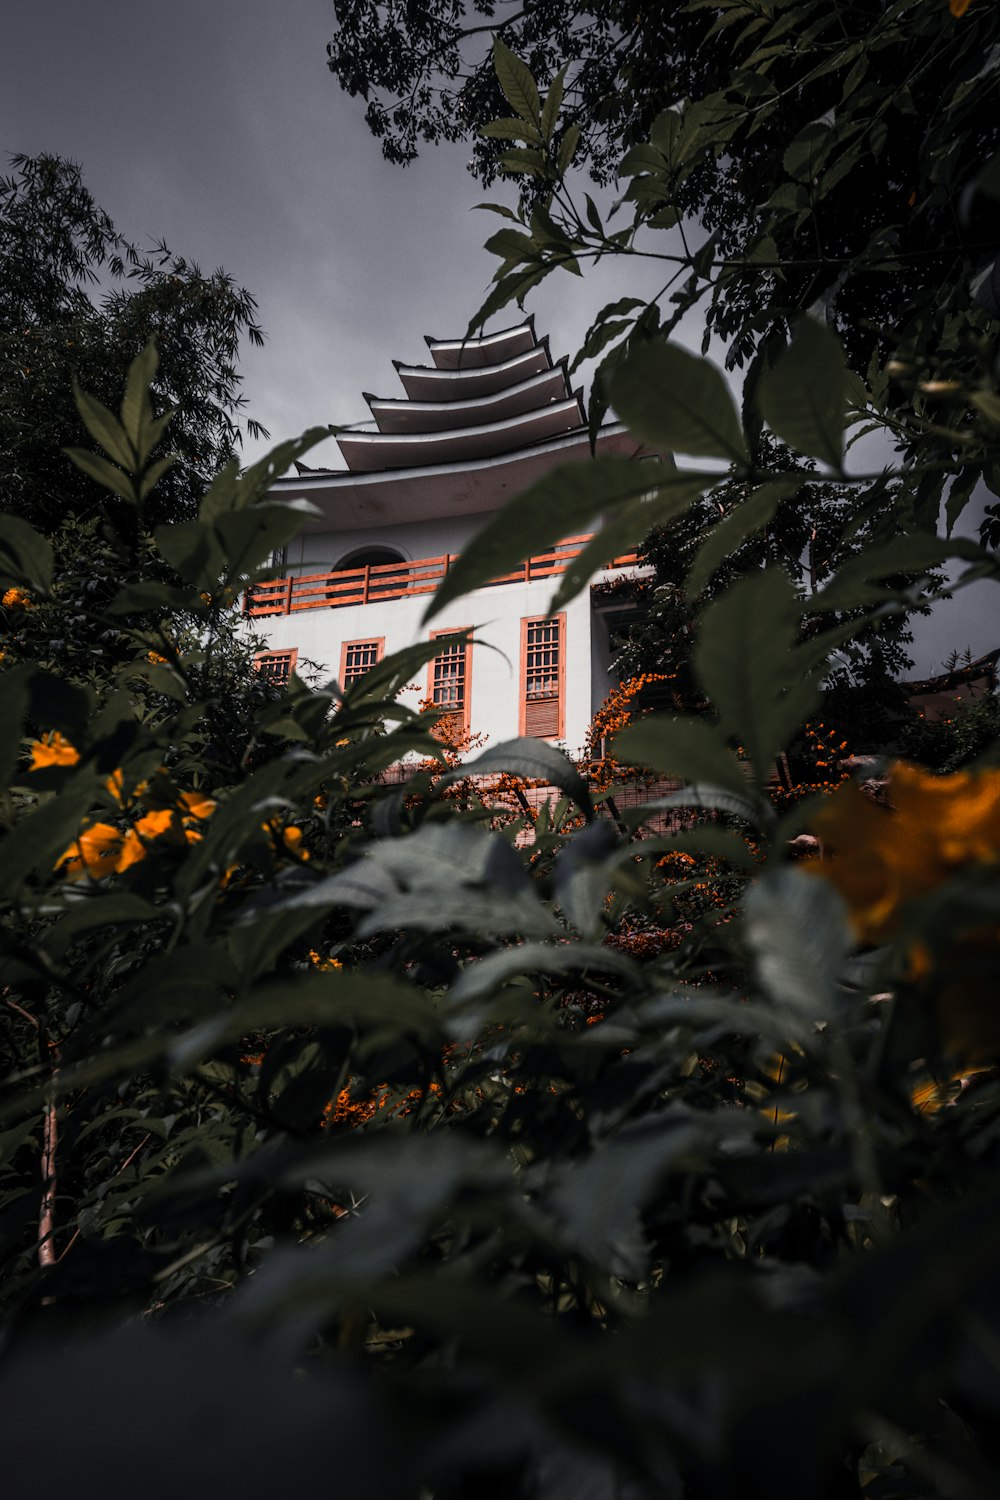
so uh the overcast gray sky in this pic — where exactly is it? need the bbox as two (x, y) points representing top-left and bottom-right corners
(2, 0), (994, 671)
(0, 0), (666, 467)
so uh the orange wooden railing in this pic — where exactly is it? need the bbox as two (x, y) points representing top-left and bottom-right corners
(244, 535), (642, 617)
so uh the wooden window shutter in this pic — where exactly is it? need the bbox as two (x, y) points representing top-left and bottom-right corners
(428, 630), (471, 731)
(520, 615), (565, 739)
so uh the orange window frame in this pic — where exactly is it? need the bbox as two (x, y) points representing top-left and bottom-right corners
(340, 636), (384, 685)
(254, 647), (298, 683)
(519, 613), (566, 740)
(427, 628), (472, 733)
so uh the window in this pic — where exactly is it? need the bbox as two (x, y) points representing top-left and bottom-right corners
(340, 637), (384, 685)
(428, 630), (472, 732)
(520, 615), (565, 739)
(255, 648), (297, 683)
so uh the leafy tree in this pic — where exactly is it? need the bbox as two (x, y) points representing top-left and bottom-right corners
(328, 3), (1000, 737)
(1, 152), (267, 533)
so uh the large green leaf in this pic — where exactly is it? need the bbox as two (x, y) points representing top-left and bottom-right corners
(695, 568), (819, 779)
(547, 478), (711, 613)
(492, 37), (540, 124)
(743, 866), (851, 1019)
(687, 477), (801, 597)
(814, 535), (987, 611)
(757, 318), (848, 470)
(609, 340), (748, 466)
(63, 448), (138, 504)
(423, 457), (681, 621)
(615, 715), (751, 798)
(0, 516), (54, 593)
(437, 735), (594, 819)
(71, 379), (136, 470)
(448, 940), (640, 1006)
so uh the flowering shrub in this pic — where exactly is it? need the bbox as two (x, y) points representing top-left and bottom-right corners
(0, 302), (998, 1498)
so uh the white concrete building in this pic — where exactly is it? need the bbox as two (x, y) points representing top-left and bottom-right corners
(249, 320), (648, 756)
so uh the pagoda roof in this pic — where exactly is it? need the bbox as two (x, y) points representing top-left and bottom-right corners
(338, 395), (585, 473)
(393, 340), (552, 402)
(273, 423), (647, 532)
(424, 318), (536, 369)
(365, 364), (573, 434)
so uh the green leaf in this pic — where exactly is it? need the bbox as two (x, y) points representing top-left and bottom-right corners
(138, 453), (178, 501)
(479, 117), (542, 143)
(744, 866), (851, 1018)
(619, 143), (667, 177)
(63, 448), (138, 505)
(499, 147), (546, 176)
(468, 266), (549, 335)
(688, 477), (802, 597)
(155, 520), (226, 590)
(557, 123), (581, 176)
(471, 201), (522, 221)
(492, 37), (540, 123)
(758, 318), (848, 469)
(423, 457), (680, 620)
(438, 736), (594, 820)
(615, 715), (752, 799)
(814, 536), (985, 611)
(631, 783), (770, 826)
(119, 340), (158, 455)
(0, 516), (54, 593)
(358, 888), (556, 941)
(782, 121), (833, 183)
(484, 228), (542, 265)
(0, 667), (29, 787)
(547, 479), (710, 612)
(449, 940), (639, 1006)
(695, 568), (819, 779)
(609, 341), (749, 466)
(71, 380), (136, 470)
(650, 107), (681, 158)
(540, 66), (566, 142)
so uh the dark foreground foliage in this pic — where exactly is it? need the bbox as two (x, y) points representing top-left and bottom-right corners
(0, 310), (998, 1497)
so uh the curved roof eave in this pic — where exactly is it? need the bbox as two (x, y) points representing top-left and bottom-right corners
(424, 318), (537, 369)
(364, 363), (571, 433)
(337, 396), (585, 471)
(269, 422), (649, 532)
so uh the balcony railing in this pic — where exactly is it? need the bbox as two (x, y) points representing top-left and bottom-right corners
(244, 535), (642, 617)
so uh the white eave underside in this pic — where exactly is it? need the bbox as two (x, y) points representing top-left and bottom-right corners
(367, 366), (571, 434)
(426, 321), (535, 369)
(274, 423), (646, 531)
(394, 342), (551, 401)
(338, 396), (585, 472)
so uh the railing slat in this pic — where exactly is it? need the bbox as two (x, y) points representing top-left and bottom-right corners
(245, 535), (645, 615)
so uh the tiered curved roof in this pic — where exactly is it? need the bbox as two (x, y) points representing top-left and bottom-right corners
(338, 318), (586, 474)
(273, 320), (645, 533)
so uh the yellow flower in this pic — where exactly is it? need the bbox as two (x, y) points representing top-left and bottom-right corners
(809, 762), (1000, 945)
(58, 823), (124, 881)
(29, 732), (80, 771)
(2, 586), (33, 609)
(308, 949), (343, 971)
(146, 650), (168, 665)
(177, 789), (216, 822)
(117, 808), (176, 872)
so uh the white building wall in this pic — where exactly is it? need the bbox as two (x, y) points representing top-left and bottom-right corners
(253, 568), (616, 757)
(282, 516), (488, 577)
